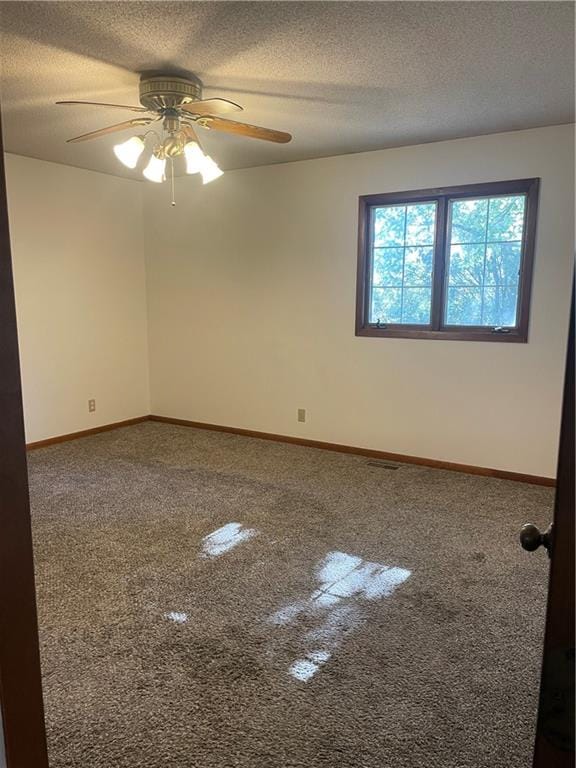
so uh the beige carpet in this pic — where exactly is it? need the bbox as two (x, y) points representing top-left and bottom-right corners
(28, 422), (553, 767)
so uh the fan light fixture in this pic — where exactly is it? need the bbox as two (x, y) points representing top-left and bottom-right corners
(142, 153), (166, 183)
(183, 141), (205, 174)
(113, 135), (145, 168)
(58, 74), (293, 204)
(200, 155), (224, 184)
(113, 129), (222, 191)
(112, 129), (223, 203)
(184, 141), (223, 183)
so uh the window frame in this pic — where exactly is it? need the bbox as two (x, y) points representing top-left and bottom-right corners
(355, 178), (540, 342)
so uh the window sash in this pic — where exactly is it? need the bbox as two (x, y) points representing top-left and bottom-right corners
(356, 179), (539, 343)
(442, 193), (527, 329)
(367, 202), (437, 327)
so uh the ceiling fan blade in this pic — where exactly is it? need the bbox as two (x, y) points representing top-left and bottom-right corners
(57, 100), (149, 113)
(66, 118), (153, 143)
(180, 98), (243, 116)
(195, 115), (292, 144)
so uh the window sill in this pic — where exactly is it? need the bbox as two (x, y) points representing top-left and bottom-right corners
(355, 326), (528, 343)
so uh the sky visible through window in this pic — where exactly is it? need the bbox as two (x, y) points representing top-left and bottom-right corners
(369, 194), (526, 328)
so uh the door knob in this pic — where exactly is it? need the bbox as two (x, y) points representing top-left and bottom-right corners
(520, 523), (553, 556)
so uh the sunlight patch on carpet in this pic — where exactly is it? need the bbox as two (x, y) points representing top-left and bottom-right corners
(201, 522), (258, 558)
(289, 650), (331, 682)
(269, 551), (411, 682)
(164, 611), (188, 624)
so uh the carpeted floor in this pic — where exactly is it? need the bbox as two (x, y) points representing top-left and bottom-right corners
(27, 422), (553, 768)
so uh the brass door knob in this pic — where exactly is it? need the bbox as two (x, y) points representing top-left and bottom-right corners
(520, 522), (553, 555)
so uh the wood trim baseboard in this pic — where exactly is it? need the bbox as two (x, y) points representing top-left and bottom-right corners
(148, 414), (556, 487)
(24, 413), (556, 487)
(25, 416), (149, 450)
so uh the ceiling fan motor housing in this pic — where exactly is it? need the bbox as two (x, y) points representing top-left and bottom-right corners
(139, 75), (203, 112)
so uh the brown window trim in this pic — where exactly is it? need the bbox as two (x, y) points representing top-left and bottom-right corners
(355, 178), (540, 342)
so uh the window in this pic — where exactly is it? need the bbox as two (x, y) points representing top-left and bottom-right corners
(356, 179), (539, 342)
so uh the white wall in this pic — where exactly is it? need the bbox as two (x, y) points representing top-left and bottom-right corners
(5, 127), (573, 474)
(144, 125), (574, 478)
(5, 154), (150, 443)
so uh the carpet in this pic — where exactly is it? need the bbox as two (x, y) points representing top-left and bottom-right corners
(27, 422), (553, 768)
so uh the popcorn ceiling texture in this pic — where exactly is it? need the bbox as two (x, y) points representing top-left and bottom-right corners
(0, 1), (574, 179)
(28, 422), (552, 767)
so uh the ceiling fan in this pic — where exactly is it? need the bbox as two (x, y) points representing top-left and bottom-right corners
(56, 74), (292, 190)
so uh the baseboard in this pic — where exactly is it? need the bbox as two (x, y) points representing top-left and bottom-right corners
(25, 413), (556, 487)
(148, 414), (556, 487)
(25, 416), (149, 450)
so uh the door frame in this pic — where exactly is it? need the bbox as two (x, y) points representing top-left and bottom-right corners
(0, 110), (50, 766)
(532, 279), (575, 766)
(0, 104), (573, 768)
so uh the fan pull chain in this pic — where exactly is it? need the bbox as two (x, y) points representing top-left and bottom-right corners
(170, 157), (176, 207)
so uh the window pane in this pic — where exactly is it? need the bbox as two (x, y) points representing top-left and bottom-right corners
(485, 243), (521, 286)
(370, 287), (402, 324)
(405, 204), (436, 246)
(402, 288), (432, 324)
(445, 195), (526, 328)
(369, 202), (436, 326)
(450, 199), (488, 244)
(404, 247), (433, 286)
(372, 248), (404, 286)
(487, 196), (525, 242)
(445, 287), (482, 325)
(448, 244), (485, 286)
(373, 206), (406, 247)
(482, 286), (518, 326)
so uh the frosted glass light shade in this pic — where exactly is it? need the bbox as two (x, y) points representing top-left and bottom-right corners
(201, 156), (224, 184)
(113, 136), (145, 169)
(184, 141), (205, 174)
(143, 154), (166, 183)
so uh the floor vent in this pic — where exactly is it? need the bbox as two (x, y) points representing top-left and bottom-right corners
(366, 460), (400, 470)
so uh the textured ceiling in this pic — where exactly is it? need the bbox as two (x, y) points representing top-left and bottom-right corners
(0, 1), (574, 179)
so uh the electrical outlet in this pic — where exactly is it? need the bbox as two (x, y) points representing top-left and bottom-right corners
(88, 399), (96, 413)
(297, 408), (306, 423)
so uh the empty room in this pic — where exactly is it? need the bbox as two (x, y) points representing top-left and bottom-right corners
(0, 2), (574, 768)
